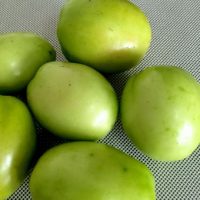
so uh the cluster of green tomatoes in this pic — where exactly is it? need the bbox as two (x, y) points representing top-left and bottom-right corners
(1, 0), (200, 199)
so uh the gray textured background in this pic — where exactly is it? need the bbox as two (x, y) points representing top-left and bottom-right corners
(0, 0), (200, 199)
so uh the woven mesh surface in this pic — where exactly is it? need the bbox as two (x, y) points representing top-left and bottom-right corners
(0, 0), (200, 199)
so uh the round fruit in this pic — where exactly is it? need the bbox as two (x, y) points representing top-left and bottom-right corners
(30, 142), (156, 200)
(121, 66), (200, 161)
(57, 0), (151, 73)
(0, 32), (56, 93)
(27, 61), (118, 140)
(0, 95), (36, 199)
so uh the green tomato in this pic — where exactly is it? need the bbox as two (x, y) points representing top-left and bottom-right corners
(27, 61), (118, 140)
(121, 66), (200, 161)
(30, 142), (156, 200)
(57, 0), (151, 73)
(0, 95), (36, 200)
(0, 32), (56, 93)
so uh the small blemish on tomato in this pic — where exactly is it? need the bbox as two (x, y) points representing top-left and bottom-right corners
(122, 167), (128, 172)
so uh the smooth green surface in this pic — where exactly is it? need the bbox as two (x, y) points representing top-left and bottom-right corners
(30, 142), (156, 200)
(121, 66), (200, 161)
(0, 95), (36, 200)
(0, 32), (56, 93)
(57, 0), (151, 73)
(27, 61), (118, 140)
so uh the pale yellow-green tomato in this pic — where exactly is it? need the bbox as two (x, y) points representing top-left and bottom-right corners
(57, 0), (151, 73)
(30, 142), (156, 200)
(0, 95), (36, 200)
(27, 61), (118, 140)
(0, 32), (56, 93)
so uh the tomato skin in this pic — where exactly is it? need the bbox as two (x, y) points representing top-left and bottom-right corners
(57, 0), (151, 73)
(27, 61), (118, 140)
(121, 66), (200, 161)
(30, 142), (156, 200)
(0, 32), (56, 93)
(0, 95), (36, 199)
